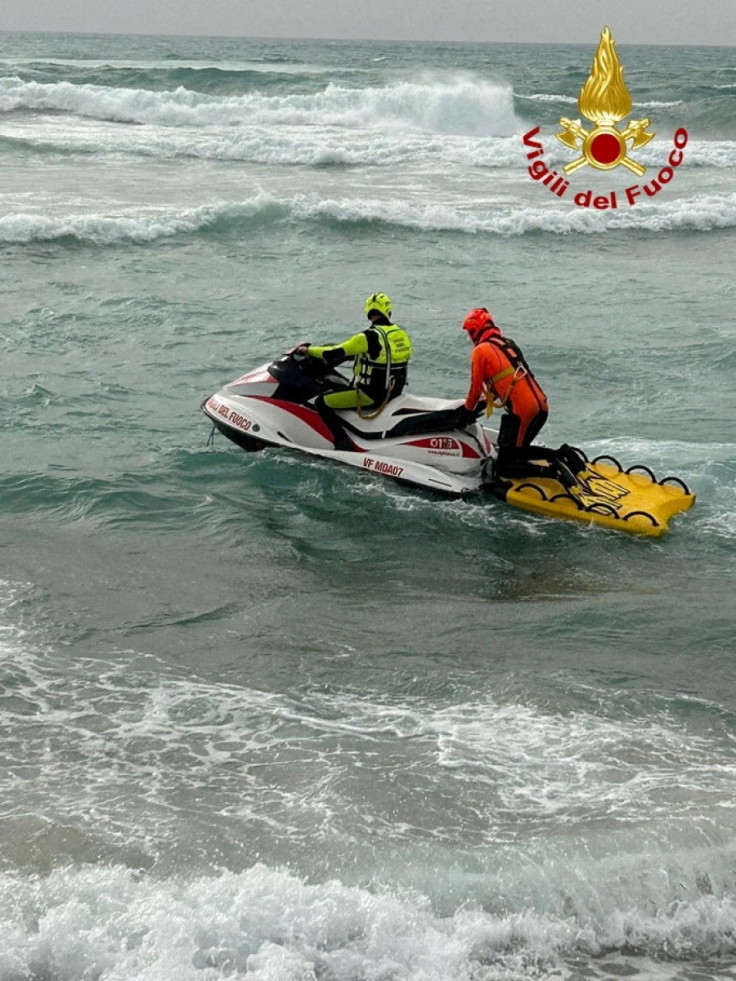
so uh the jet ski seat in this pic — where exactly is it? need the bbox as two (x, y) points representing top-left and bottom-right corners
(381, 408), (464, 439)
(337, 406), (463, 441)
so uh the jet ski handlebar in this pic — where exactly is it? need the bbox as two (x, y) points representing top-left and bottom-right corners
(269, 347), (350, 392)
(283, 343), (311, 361)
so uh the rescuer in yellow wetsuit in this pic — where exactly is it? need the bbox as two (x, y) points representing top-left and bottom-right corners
(306, 292), (412, 450)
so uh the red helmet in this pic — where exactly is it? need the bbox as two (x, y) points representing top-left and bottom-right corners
(462, 307), (496, 342)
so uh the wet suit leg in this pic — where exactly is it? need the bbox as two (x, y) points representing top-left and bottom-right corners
(493, 375), (550, 475)
(494, 414), (525, 473)
(493, 380), (586, 489)
(497, 412), (522, 451)
(313, 388), (376, 450)
(520, 407), (548, 446)
(495, 376), (549, 459)
(492, 440), (587, 491)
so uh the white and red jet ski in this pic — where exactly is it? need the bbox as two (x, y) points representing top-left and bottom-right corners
(202, 349), (497, 495)
(201, 350), (696, 536)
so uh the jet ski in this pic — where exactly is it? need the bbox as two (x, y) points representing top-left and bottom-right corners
(202, 349), (695, 536)
(201, 348), (496, 495)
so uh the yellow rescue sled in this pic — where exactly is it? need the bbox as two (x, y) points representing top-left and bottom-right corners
(491, 452), (695, 537)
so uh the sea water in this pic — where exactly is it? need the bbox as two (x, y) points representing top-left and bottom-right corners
(1, 30), (735, 980)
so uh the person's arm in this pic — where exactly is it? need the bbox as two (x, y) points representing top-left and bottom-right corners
(464, 346), (488, 410)
(308, 332), (369, 366)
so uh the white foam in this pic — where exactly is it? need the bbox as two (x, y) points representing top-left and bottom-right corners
(3, 188), (736, 244)
(1, 862), (736, 981)
(2, 75), (732, 172)
(0, 195), (278, 244)
(0, 115), (525, 167)
(0, 75), (522, 136)
(11, 669), (731, 848)
(526, 133), (736, 171)
(522, 92), (578, 105)
(3, 637), (736, 975)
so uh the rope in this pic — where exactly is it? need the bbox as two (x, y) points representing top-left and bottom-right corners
(357, 377), (395, 419)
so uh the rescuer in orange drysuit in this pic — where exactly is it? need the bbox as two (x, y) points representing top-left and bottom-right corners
(454, 307), (590, 489)
(455, 307), (549, 452)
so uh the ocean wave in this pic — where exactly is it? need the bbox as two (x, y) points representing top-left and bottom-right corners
(4, 648), (735, 861)
(3, 190), (736, 245)
(0, 123), (525, 167)
(521, 92), (683, 110)
(2, 112), (732, 173)
(516, 88), (736, 142)
(1, 862), (736, 981)
(4, 60), (351, 96)
(288, 193), (736, 236)
(540, 132), (736, 171)
(0, 74), (522, 136)
(0, 196), (288, 244)
(521, 93), (578, 105)
(4, 56), (345, 74)
(0, 466), (225, 528)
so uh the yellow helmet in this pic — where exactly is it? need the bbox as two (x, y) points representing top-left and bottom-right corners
(364, 292), (392, 318)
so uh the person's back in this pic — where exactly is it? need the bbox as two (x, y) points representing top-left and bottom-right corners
(306, 292), (412, 448)
(458, 307), (548, 448)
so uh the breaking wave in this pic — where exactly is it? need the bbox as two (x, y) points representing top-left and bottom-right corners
(1, 126), (732, 170)
(0, 125), (524, 168)
(3, 191), (736, 245)
(1, 861), (736, 981)
(0, 74), (522, 136)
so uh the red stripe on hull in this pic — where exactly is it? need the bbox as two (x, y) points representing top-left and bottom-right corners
(249, 396), (335, 442)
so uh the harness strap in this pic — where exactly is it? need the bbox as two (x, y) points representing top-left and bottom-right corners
(357, 324), (397, 418)
(490, 366), (515, 386)
(483, 366), (527, 417)
(374, 325), (391, 380)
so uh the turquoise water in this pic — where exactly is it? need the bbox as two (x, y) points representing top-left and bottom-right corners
(1, 30), (735, 980)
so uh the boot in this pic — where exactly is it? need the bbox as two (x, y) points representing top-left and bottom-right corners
(556, 443), (587, 475)
(312, 396), (354, 451)
(331, 428), (354, 451)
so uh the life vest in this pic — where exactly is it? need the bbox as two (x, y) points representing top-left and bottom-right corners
(354, 323), (412, 395)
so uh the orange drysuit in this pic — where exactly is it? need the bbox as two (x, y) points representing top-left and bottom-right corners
(464, 332), (548, 447)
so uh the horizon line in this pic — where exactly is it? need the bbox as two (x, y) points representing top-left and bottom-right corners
(1, 27), (734, 49)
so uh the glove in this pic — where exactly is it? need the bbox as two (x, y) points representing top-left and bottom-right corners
(289, 342), (312, 360)
(454, 405), (478, 428)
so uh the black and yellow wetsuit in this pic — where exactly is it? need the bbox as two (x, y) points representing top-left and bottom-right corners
(308, 319), (412, 412)
(307, 318), (412, 448)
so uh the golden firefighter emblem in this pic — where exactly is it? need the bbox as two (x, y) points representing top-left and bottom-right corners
(556, 27), (655, 176)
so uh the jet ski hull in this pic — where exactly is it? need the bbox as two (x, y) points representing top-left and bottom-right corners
(202, 355), (495, 496)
